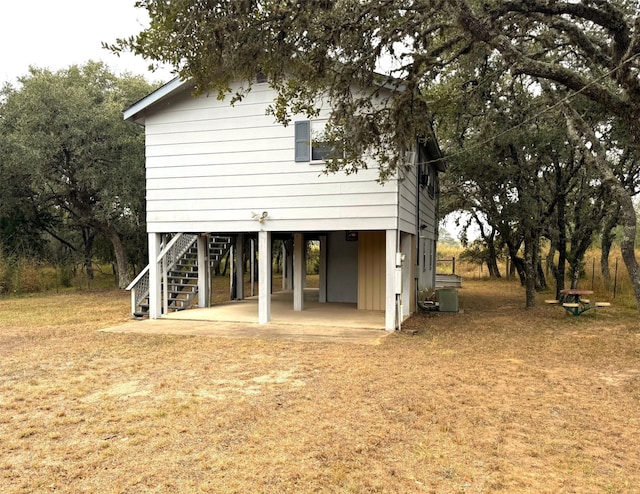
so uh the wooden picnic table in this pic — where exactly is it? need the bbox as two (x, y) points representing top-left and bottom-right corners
(559, 289), (594, 316)
(545, 290), (611, 316)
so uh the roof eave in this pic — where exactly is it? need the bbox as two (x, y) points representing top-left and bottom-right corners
(123, 77), (192, 124)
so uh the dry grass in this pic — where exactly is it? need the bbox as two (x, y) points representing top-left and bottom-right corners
(1, 280), (639, 493)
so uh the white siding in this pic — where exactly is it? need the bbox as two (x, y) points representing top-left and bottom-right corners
(417, 165), (439, 291)
(142, 83), (400, 233)
(398, 164), (418, 234)
(418, 175), (438, 239)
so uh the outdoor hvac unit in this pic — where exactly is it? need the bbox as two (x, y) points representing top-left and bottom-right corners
(437, 288), (459, 313)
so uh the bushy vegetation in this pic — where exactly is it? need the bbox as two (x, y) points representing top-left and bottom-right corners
(0, 251), (118, 296)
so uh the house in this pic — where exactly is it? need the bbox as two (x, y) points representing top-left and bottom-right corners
(124, 76), (445, 331)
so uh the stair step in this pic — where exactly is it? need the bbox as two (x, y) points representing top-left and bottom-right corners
(168, 272), (198, 278)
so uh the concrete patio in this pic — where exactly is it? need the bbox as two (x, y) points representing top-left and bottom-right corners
(101, 289), (389, 345)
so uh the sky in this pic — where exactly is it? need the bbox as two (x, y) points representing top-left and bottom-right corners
(0, 0), (174, 86)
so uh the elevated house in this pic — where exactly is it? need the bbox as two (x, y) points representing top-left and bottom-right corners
(124, 76), (445, 331)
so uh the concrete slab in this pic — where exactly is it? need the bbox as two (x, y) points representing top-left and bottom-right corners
(100, 289), (388, 345)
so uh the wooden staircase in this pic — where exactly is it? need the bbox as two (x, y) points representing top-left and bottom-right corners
(128, 235), (232, 318)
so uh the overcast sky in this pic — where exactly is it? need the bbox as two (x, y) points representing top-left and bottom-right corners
(0, 0), (174, 85)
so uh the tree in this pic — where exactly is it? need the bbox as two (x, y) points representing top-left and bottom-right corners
(112, 0), (640, 306)
(0, 62), (155, 288)
(452, 0), (640, 308)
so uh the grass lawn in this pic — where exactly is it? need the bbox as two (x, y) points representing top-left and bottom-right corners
(0, 279), (639, 493)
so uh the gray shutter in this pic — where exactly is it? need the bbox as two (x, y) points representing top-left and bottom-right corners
(294, 121), (310, 162)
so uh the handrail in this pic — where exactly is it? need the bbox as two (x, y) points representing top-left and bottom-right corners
(157, 233), (198, 271)
(126, 233), (198, 316)
(126, 265), (149, 291)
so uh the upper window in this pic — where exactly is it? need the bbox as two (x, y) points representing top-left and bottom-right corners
(295, 120), (342, 163)
(418, 142), (436, 199)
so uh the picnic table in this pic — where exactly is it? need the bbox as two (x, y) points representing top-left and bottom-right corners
(559, 289), (594, 316)
(545, 290), (611, 316)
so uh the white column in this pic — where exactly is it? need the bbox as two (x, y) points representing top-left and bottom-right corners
(250, 238), (256, 297)
(197, 234), (210, 308)
(228, 244), (234, 300)
(319, 235), (327, 303)
(161, 235), (168, 315)
(235, 234), (245, 300)
(401, 232), (412, 318)
(258, 230), (271, 324)
(385, 229), (397, 331)
(148, 233), (162, 319)
(293, 233), (304, 311)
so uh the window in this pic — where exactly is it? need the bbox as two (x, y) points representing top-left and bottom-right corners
(294, 120), (342, 163)
(294, 121), (311, 162)
(418, 142), (436, 199)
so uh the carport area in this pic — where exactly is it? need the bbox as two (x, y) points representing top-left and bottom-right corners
(166, 288), (384, 328)
(101, 288), (388, 345)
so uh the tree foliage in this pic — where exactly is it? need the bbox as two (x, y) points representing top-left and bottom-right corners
(113, 0), (639, 168)
(0, 62), (155, 287)
(112, 0), (640, 306)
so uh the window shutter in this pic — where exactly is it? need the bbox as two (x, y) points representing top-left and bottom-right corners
(294, 121), (310, 162)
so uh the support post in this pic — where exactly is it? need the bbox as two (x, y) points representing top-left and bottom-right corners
(161, 234), (168, 316)
(385, 229), (397, 331)
(197, 234), (210, 308)
(235, 234), (245, 300)
(401, 232), (411, 318)
(250, 237), (256, 297)
(293, 233), (305, 311)
(228, 244), (234, 299)
(258, 230), (271, 324)
(285, 239), (294, 290)
(319, 235), (327, 303)
(281, 241), (287, 291)
(148, 233), (162, 319)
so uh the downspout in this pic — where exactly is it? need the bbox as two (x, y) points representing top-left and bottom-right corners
(434, 169), (441, 290)
(415, 144), (421, 311)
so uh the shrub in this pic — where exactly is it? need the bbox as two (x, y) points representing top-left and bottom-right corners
(12, 258), (45, 294)
(0, 254), (11, 294)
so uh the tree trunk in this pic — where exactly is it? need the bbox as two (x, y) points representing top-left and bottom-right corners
(221, 250), (230, 276)
(536, 258), (547, 291)
(523, 237), (537, 308)
(554, 171), (567, 299)
(106, 229), (131, 289)
(601, 235), (612, 287)
(510, 254), (527, 286)
(569, 261), (583, 290)
(82, 227), (96, 281)
(600, 205), (619, 287)
(504, 238), (526, 285)
(484, 230), (502, 278)
(565, 111), (640, 310)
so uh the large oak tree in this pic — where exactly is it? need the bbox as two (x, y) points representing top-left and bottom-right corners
(0, 62), (155, 288)
(112, 0), (640, 306)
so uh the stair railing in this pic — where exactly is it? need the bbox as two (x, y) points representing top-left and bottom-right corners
(126, 233), (199, 316)
(127, 265), (150, 316)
